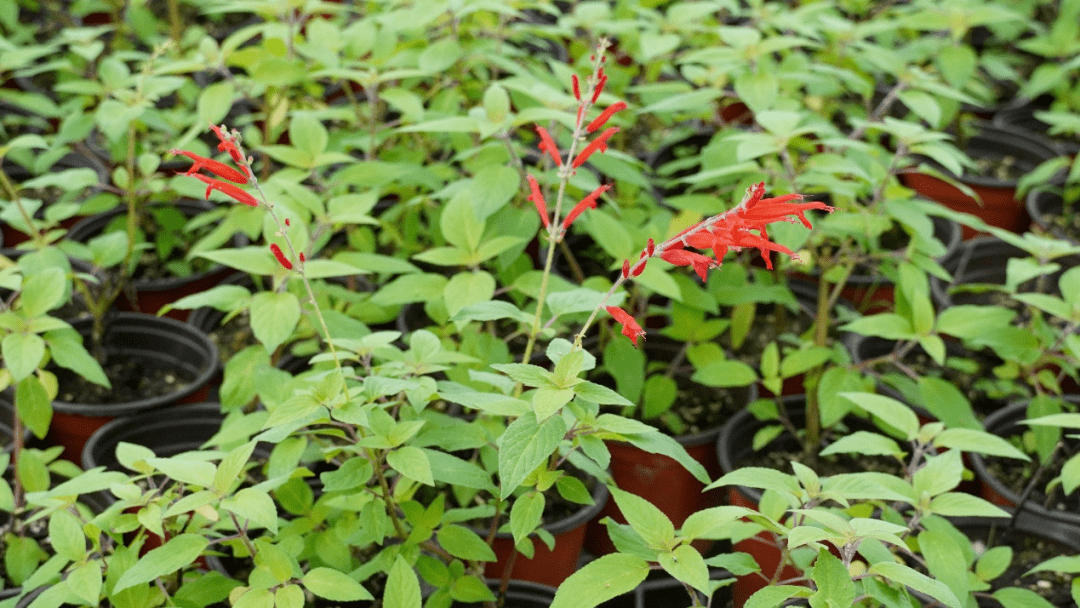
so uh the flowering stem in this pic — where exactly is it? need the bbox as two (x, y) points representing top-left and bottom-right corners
(520, 40), (611, 366)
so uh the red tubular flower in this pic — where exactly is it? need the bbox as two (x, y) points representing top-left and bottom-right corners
(605, 305), (645, 346)
(621, 259), (630, 279)
(661, 249), (716, 282)
(526, 175), (550, 228)
(572, 74), (581, 101)
(646, 238), (655, 257)
(586, 102), (627, 133)
(571, 127), (619, 168)
(170, 149), (248, 184)
(535, 126), (562, 167)
(632, 261), (646, 276)
(731, 231), (796, 270)
(189, 173), (258, 207)
(271, 243), (292, 270)
(591, 68), (607, 103)
(210, 124), (245, 165)
(561, 184), (611, 230)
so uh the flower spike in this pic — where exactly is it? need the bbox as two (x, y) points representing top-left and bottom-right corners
(209, 124), (245, 165)
(561, 184), (611, 230)
(572, 127), (619, 168)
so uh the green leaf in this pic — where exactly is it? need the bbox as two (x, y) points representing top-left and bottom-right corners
(197, 246), (278, 275)
(437, 524), (497, 562)
(444, 271), (495, 318)
(992, 588), (1055, 608)
(386, 446), (434, 486)
(113, 534), (209, 593)
(372, 273), (449, 306)
(934, 428), (1029, 460)
(913, 450), (964, 498)
(623, 432), (710, 484)
(550, 554), (650, 608)
(384, 556), (421, 608)
(611, 487), (675, 549)
(50, 509), (86, 561)
(975, 546), (1012, 582)
(213, 441), (257, 494)
(319, 456), (373, 492)
(573, 381), (634, 406)
(809, 548), (856, 608)
(221, 487), (279, 534)
(497, 413), (566, 499)
(746, 586), (812, 608)
(532, 387), (574, 421)
(491, 363), (552, 387)
(839, 314), (915, 340)
(290, 113), (329, 160)
(658, 544), (709, 594)
(66, 560), (103, 605)
(45, 328), (109, 388)
(869, 562), (960, 608)
(839, 392), (919, 440)
(919, 529), (970, 606)
(681, 506), (757, 540)
(15, 375), (51, 438)
(705, 467), (800, 495)
(927, 493), (1010, 518)
(250, 291), (301, 354)
(510, 491), (545, 546)
(19, 267), (66, 316)
(819, 431), (903, 457)
(3, 332), (44, 382)
(145, 457), (216, 488)
(302, 567), (374, 602)
(690, 359), (758, 387)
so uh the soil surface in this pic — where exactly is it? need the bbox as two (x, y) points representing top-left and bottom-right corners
(54, 355), (193, 404)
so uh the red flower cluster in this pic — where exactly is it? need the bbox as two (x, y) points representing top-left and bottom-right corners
(605, 182), (833, 347)
(171, 125), (255, 207)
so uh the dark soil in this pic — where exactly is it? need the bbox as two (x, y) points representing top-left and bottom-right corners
(982, 447), (1080, 521)
(964, 523), (1074, 605)
(53, 356), (193, 404)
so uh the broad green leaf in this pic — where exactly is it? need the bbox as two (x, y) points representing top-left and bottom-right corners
(550, 554), (649, 608)
(113, 534), (209, 593)
(498, 413), (566, 499)
(20, 267), (66, 316)
(15, 375), (51, 438)
(50, 509), (86, 561)
(145, 457), (216, 488)
(384, 556), (420, 608)
(658, 544), (709, 594)
(250, 291), (301, 354)
(510, 491), (545, 546)
(66, 560), (103, 605)
(809, 548), (855, 608)
(611, 487), (675, 550)
(222, 487), (278, 534)
(934, 428), (1028, 460)
(302, 567), (374, 602)
(819, 431), (904, 457)
(681, 506), (756, 540)
(437, 524), (496, 562)
(705, 467), (800, 495)
(386, 446), (434, 486)
(3, 332), (45, 382)
(532, 387), (574, 421)
(839, 392), (919, 440)
(927, 493), (1010, 518)
(913, 450), (964, 498)
(869, 562), (960, 608)
(746, 586), (812, 608)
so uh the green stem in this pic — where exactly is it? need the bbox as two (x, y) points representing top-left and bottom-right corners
(0, 168), (45, 247)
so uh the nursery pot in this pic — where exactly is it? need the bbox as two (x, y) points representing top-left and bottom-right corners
(47, 312), (218, 463)
(485, 478), (609, 588)
(898, 122), (1064, 239)
(968, 397), (1080, 546)
(451, 580), (557, 608)
(584, 381), (756, 557)
(1026, 189), (1080, 246)
(64, 199), (245, 320)
(597, 568), (734, 608)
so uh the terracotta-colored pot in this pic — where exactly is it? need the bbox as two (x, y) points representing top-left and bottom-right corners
(485, 480), (609, 588)
(898, 122), (1064, 239)
(65, 199), (246, 321)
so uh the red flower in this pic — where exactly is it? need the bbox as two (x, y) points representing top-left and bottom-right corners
(210, 124), (245, 166)
(572, 74), (581, 101)
(592, 68), (607, 103)
(535, 126), (562, 167)
(270, 243), (292, 270)
(188, 173), (258, 207)
(561, 184), (611, 230)
(605, 305), (645, 346)
(660, 249), (716, 282)
(526, 175), (550, 228)
(571, 127), (618, 168)
(170, 149), (248, 184)
(586, 102), (627, 133)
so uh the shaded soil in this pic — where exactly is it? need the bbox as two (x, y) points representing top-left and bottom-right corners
(54, 356), (193, 404)
(963, 523), (1074, 605)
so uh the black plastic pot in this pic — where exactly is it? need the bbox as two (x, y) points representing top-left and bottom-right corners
(451, 580), (557, 608)
(968, 397), (1080, 547)
(65, 199), (246, 320)
(82, 402), (232, 471)
(1026, 189), (1080, 245)
(47, 312), (218, 463)
(994, 95), (1080, 157)
(928, 235), (1071, 310)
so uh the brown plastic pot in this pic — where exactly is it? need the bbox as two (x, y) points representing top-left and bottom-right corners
(898, 122), (1064, 239)
(46, 312), (218, 462)
(485, 479), (609, 588)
